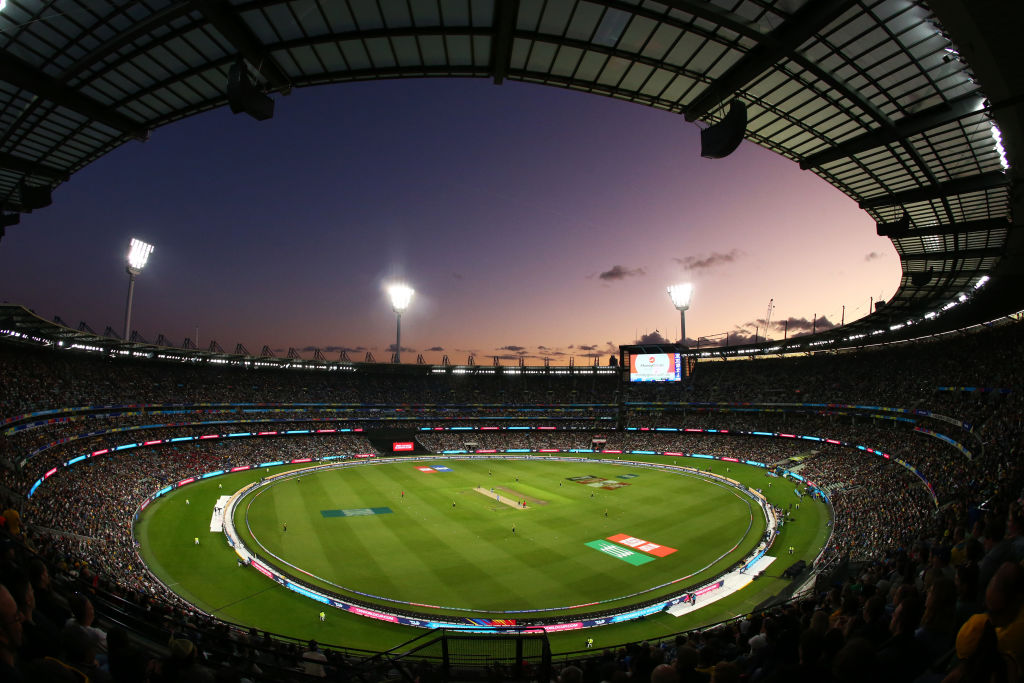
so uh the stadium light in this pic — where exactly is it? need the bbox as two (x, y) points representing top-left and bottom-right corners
(667, 283), (693, 345)
(387, 283), (414, 364)
(123, 238), (154, 341)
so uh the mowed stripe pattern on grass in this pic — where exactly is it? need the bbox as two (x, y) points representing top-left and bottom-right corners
(241, 460), (758, 612)
(136, 456), (822, 653)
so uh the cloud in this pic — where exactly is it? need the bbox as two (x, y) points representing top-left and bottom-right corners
(498, 345), (527, 353)
(598, 264), (646, 281)
(426, 346), (444, 352)
(771, 316), (836, 335)
(576, 344), (598, 351)
(636, 330), (670, 344)
(537, 345), (551, 351)
(688, 335), (729, 348)
(864, 251), (883, 261)
(722, 331), (758, 345)
(689, 326), (768, 347)
(385, 343), (416, 353)
(673, 249), (742, 272)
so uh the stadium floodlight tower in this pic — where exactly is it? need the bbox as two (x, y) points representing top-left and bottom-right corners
(387, 283), (414, 364)
(123, 238), (154, 341)
(667, 283), (693, 347)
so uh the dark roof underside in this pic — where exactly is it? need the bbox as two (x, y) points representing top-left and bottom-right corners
(1, 0), (1021, 339)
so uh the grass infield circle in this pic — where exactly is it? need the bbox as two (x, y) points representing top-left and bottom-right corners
(231, 456), (767, 619)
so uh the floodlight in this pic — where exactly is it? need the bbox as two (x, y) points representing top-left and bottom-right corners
(123, 238), (155, 340)
(667, 283), (693, 346)
(387, 283), (414, 363)
(387, 283), (414, 313)
(127, 238), (154, 273)
(667, 283), (693, 311)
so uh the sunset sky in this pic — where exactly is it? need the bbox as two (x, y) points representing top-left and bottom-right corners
(0, 78), (900, 365)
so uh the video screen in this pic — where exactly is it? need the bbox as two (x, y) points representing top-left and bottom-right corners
(629, 353), (682, 382)
(392, 441), (414, 452)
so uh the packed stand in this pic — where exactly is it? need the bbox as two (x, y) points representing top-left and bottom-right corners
(1, 320), (1024, 681)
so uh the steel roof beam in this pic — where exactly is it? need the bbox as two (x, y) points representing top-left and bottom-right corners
(858, 171), (1010, 209)
(61, 3), (195, 80)
(899, 246), (1003, 261)
(0, 52), (148, 140)
(491, 0), (519, 85)
(189, 0), (292, 93)
(0, 152), (69, 181)
(888, 217), (1012, 237)
(683, 0), (857, 122)
(800, 93), (987, 170)
(657, 0), (762, 39)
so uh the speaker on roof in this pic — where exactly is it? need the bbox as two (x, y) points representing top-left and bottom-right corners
(19, 183), (52, 210)
(700, 100), (747, 159)
(910, 269), (934, 287)
(877, 213), (911, 237)
(227, 62), (274, 121)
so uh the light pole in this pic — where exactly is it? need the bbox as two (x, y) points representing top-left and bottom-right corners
(123, 238), (154, 341)
(667, 283), (693, 346)
(387, 283), (414, 363)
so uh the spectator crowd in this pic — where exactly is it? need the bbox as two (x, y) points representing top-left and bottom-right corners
(1, 321), (1023, 681)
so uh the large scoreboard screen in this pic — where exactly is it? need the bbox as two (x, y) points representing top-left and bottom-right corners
(619, 344), (692, 382)
(630, 353), (681, 382)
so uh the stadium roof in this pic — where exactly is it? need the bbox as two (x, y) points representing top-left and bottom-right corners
(1, 0), (1021, 338)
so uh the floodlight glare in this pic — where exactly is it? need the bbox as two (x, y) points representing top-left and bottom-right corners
(127, 238), (154, 273)
(123, 238), (155, 341)
(666, 283), (694, 346)
(387, 283), (414, 363)
(991, 122), (1009, 170)
(667, 283), (693, 311)
(387, 283), (414, 313)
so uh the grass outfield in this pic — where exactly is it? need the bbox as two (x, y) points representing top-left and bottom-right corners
(235, 458), (760, 615)
(136, 455), (831, 654)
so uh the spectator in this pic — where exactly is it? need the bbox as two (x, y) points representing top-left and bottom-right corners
(0, 583), (25, 682)
(301, 639), (328, 678)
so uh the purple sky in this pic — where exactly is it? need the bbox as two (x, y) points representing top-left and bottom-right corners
(0, 79), (900, 364)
